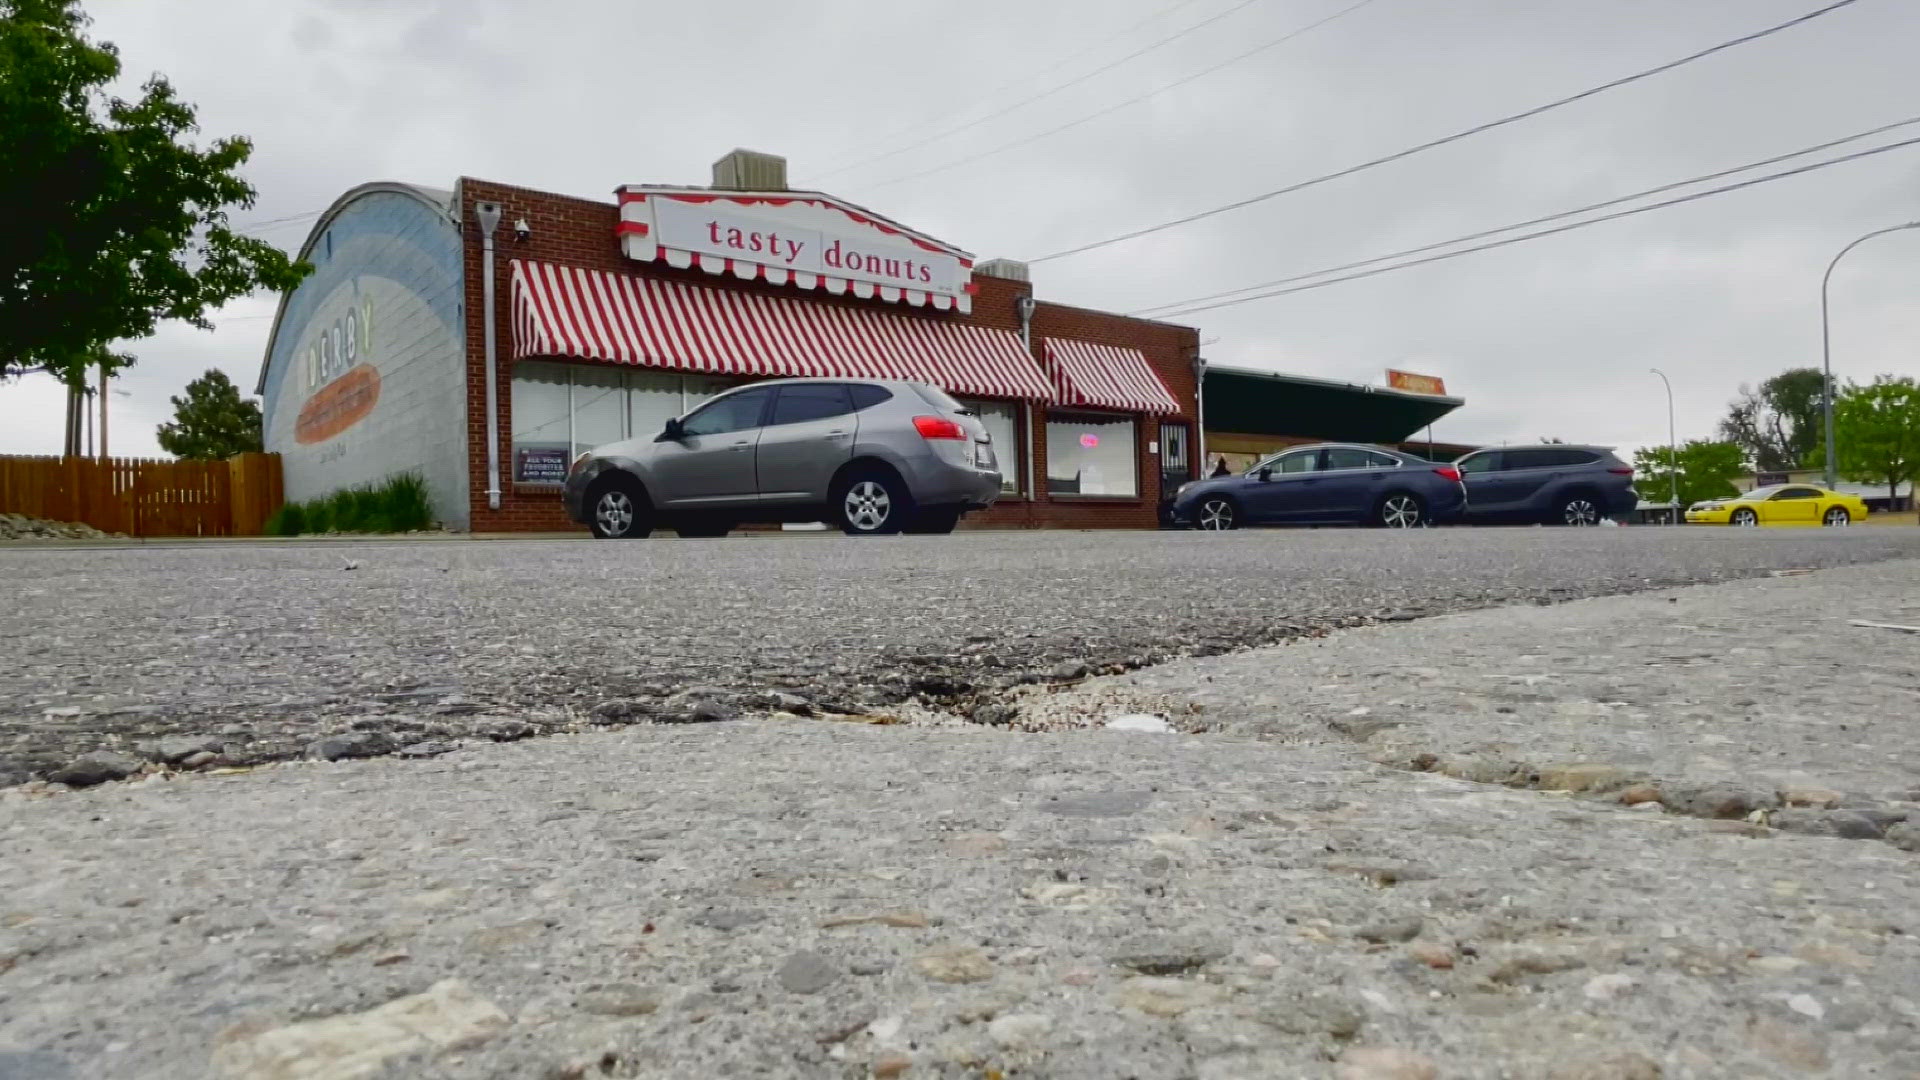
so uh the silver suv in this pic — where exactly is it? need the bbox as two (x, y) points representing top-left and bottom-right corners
(564, 378), (1002, 538)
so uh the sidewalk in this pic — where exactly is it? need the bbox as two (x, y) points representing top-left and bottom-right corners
(2, 564), (1917, 1079)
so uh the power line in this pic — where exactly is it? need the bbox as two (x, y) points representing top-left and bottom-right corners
(1130, 114), (1920, 317)
(806, 0), (1274, 182)
(856, 0), (1383, 193)
(1143, 134), (1920, 320)
(812, 0), (1217, 167)
(1031, 0), (1865, 263)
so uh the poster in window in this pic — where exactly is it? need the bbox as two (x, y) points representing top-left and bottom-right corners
(515, 444), (571, 485)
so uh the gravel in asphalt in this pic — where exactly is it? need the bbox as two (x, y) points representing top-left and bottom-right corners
(1, 561), (1917, 1078)
(5, 527), (1920, 782)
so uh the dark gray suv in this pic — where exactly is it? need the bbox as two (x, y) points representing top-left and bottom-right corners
(1455, 445), (1638, 526)
(564, 378), (1001, 538)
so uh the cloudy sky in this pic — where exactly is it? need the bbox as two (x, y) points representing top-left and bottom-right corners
(5, 0), (1917, 459)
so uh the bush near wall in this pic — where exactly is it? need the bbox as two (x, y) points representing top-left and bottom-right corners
(264, 472), (434, 536)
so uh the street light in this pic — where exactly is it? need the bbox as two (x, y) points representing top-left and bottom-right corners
(1820, 222), (1920, 489)
(1650, 368), (1677, 524)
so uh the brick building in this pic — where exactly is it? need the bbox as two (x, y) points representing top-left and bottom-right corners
(257, 150), (1203, 532)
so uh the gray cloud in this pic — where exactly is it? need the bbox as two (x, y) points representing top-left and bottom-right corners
(5, 0), (1916, 460)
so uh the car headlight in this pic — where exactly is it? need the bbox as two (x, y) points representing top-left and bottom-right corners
(1175, 482), (1196, 499)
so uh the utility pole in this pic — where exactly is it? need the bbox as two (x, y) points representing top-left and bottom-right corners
(98, 362), (109, 459)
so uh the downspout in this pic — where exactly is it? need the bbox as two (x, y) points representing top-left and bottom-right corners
(1193, 351), (1208, 475)
(1016, 295), (1038, 526)
(476, 201), (503, 512)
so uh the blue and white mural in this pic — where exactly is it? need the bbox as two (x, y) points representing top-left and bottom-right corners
(259, 185), (469, 528)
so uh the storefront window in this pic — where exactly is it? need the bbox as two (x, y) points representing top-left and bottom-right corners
(510, 362), (572, 485)
(628, 371), (684, 443)
(1046, 412), (1137, 498)
(571, 366), (627, 458)
(511, 362), (745, 485)
(960, 398), (1021, 495)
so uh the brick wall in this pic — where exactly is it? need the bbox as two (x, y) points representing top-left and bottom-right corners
(455, 178), (1201, 533)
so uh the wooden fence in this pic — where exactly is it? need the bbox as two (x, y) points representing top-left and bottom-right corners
(0, 452), (283, 538)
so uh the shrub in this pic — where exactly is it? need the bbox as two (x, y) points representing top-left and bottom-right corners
(264, 472), (434, 536)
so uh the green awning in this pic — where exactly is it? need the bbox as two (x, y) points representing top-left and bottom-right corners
(1204, 365), (1462, 443)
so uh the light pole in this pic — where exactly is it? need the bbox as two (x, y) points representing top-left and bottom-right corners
(1820, 222), (1920, 489)
(1650, 368), (1678, 524)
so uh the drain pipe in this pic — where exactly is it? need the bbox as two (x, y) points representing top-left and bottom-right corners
(476, 201), (503, 512)
(1193, 350), (1208, 475)
(1016, 295), (1038, 522)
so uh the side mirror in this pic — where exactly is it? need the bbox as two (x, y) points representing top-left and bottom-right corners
(1257, 467), (1273, 482)
(657, 417), (684, 442)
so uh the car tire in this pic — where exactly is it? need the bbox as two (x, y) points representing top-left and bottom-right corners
(587, 475), (653, 539)
(1377, 492), (1427, 529)
(1195, 496), (1239, 531)
(673, 516), (734, 538)
(832, 469), (909, 536)
(1555, 492), (1603, 527)
(904, 508), (961, 535)
(1823, 507), (1852, 527)
(1731, 508), (1759, 527)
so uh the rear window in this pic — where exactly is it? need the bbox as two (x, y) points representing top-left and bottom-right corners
(908, 383), (971, 414)
(848, 384), (894, 411)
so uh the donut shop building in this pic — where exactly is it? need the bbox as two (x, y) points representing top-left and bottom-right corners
(257, 150), (1203, 532)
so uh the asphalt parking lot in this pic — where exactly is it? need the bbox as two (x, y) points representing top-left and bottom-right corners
(5, 524), (1920, 783)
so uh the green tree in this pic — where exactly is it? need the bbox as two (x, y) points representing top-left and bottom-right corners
(0, 0), (307, 380)
(1633, 440), (1746, 507)
(156, 369), (261, 459)
(1719, 368), (1826, 471)
(1808, 376), (1920, 505)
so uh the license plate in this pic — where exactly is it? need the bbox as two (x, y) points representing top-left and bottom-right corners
(974, 444), (994, 468)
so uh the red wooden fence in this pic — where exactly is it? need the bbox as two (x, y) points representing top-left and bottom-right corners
(0, 452), (283, 537)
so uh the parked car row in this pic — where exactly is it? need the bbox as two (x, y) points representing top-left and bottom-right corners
(562, 377), (1863, 539)
(1165, 443), (1640, 530)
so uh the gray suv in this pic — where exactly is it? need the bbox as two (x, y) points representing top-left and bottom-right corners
(1455, 444), (1638, 526)
(564, 378), (1002, 538)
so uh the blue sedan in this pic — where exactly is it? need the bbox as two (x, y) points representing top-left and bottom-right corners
(1171, 443), (1467, 530)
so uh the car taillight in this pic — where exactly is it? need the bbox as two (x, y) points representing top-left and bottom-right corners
(1433, 466), (1463, 483)
(1608, 468), (1634, 477)
(912, 415), (967, 440)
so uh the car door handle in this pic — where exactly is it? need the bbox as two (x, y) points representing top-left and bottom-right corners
(825, 430), (849, 439)
(730, 440), (752, 451)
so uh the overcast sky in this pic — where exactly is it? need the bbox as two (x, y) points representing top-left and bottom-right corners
(5, 0), (1917, 460)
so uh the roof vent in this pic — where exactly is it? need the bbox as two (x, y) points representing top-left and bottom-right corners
(712, 149), (788, 191)
(975, 258), (1030, 283)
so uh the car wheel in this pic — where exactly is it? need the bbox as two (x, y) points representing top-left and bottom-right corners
(1196, 496), (1238, 531)
(1557, 493), (1602, 527)
(832, 470), (909, 535)
(588, 475), (653, 539)
(1377, 492), (1426, 529)
(1823, 506), (1852, 527)
(673, 517), (734, 538)
(904, 508), (961, 535)
(1731, 508), (1759, 527)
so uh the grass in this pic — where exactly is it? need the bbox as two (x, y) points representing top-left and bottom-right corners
(264, 472), (434, 536)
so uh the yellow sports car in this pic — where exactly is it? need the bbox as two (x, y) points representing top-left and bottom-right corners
(1684, 484), (1868, 527)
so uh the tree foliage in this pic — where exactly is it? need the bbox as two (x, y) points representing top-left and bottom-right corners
(1809, 376), (1920, 504)
(1632, 440), (1746, 507)
(1718, 368), (1826, 471)
(0, 0), (307, 378)
(156, 368), (260, 459)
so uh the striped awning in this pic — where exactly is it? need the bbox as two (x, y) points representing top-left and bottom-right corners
(510, 260), (1052, 401)
(1043, 337), (1182, 414)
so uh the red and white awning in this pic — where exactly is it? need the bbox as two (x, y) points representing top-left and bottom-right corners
(1043, 337), (1182, 414)
(510, 260), (1053, 401)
